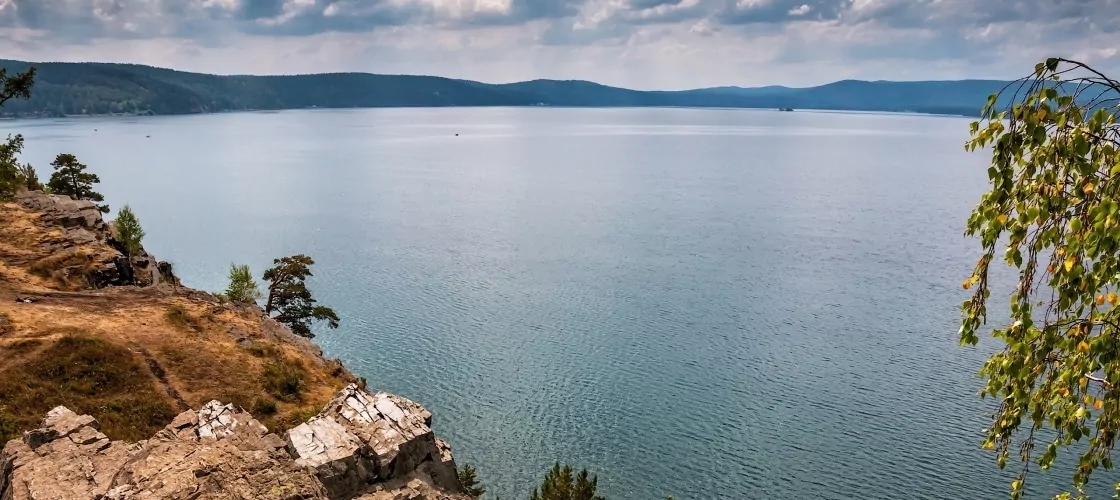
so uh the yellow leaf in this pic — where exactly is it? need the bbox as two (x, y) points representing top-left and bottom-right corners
(1065, 257), (1077, 272)
(1108, 292), (1117, 305)
(1058, 247), (1066, 256)
(1095, 399), (1104, 410)
(1097, 295), (1105, 306)
(1084, 182), (1096, 194)
(1078, 340), (1090, 352)
(997, 214), (1008, 224)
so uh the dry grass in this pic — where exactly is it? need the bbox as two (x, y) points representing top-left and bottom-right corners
(27, 249), (98, 290)
(164, 304), (204, 332)
(262, 356), (310, 403)
(0, 201), (353, 442)
(0, 311), (12, 335)
(0, 335), (176, 443)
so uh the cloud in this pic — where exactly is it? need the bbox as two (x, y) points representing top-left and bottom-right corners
(0, 0), (1117, 87)
(719, 0), (852, 24)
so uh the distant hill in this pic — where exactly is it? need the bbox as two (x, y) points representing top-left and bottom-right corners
(0, 59), (1014, 117)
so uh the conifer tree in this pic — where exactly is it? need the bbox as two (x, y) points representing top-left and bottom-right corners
(262, 255), (339, 338)
(113, 205), (145, 257)
(530, 463), (604, 500)
(47, 153), (108, 212)
(457, 464), (486, 498)
(225, 264), (262, 304)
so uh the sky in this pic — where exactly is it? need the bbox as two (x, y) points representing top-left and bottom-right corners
(0, 0), (1117, 89)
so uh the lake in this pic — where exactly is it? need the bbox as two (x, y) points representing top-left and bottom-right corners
(0, 108), (1083, 499)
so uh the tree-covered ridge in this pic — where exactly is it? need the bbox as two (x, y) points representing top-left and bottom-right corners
(0, 59), (1012, 117)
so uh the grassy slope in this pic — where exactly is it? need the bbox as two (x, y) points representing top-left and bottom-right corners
(0, 200), (352, 443)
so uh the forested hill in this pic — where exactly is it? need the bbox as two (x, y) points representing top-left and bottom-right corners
(0, 59), (1011, 117)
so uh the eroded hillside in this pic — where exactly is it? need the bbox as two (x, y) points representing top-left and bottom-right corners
(0, 192), (469, 500)
(0, 191), (353, 442)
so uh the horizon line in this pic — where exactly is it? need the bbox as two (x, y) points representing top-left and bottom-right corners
(0, 58), (1016, 93)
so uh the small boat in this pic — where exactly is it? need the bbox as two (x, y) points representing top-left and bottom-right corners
(778, 107), (794, 112)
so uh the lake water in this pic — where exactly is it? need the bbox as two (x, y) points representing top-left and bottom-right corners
(1, 108), (1093, 499)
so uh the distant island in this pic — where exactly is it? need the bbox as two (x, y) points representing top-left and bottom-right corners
(0, 59), (1014, 118)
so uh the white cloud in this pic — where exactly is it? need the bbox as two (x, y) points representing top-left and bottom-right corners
(788, 4), (810, 15)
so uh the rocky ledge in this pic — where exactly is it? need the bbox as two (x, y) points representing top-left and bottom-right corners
(0, 384), (468, 500)
(14, 191), (177, 288)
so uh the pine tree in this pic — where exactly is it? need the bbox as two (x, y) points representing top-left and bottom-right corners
(530, 463), (604, 500)
(0, 66), (34, 107)
(47, 153), (108, 212)
(0, 67), (35, 199)
(457, 464), (486, 498)
(225, 264), (262, 304)
(17, 161), (40, 191)
(113, 205), (145, 257)
(262, 255), (339, 338)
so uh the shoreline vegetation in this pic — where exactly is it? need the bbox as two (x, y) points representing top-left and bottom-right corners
(0, 59), (1011, 119)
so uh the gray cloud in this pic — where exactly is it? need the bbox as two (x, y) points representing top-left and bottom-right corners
(237, 0), (285, 20)
(0, 0), (1118, 87)
(4, 0), (1118, 39)
(718, 0), (853, 24)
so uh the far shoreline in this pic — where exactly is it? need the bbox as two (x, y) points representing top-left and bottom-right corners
(0, 104), (978, 121)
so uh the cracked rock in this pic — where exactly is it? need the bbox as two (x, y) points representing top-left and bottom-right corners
(1, 387), (468, 500)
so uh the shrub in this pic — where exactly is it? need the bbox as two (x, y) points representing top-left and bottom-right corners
(251, 397), (278, 416)
(261, 357), (308, 402)
(164, 304), (203, 332)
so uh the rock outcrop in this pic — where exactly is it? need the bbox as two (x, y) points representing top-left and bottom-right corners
(0, 386), (467, 500)
(14, 190), (178, 288)
(287, 385), (460, 499)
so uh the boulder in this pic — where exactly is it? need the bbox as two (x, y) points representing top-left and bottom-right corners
(0, 406), (129, 500)
(16, 191), (105, 230)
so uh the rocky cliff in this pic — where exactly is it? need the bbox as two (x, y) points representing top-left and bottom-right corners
(0, 384), (466, 500)
(0, 193), (468, 500)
